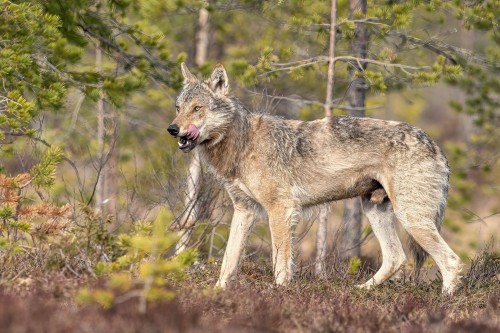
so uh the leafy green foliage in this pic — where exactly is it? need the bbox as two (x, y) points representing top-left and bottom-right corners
(77, 208), (196, 310)
(30, 146), (64, 188)
(347, 256), (362, 275)
(0, 1), (77, 141)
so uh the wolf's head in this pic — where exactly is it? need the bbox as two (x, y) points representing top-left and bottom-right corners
(168, 63), (235, 153)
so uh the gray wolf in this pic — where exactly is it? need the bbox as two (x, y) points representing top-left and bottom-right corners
(167, 63), (462, 293)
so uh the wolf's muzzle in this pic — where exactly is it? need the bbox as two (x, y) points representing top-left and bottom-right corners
(167, 124), (179, 136)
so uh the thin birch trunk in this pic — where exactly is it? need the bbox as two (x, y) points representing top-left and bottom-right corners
(175, 3), (210, 255)
(107, 107), (119, 229)
(95, 46), (105, 214)
(195, 6), (210, 67)
(315, 0), (337, 277)
(174, 151), (201, 254)
(339, 0), (368, 259)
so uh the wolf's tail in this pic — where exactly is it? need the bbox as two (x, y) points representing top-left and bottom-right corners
(407, 183), (448, 274)
(407, 236), (427, 274)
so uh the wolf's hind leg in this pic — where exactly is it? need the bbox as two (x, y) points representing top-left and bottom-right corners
(395, 210), (461, 294)
(358, 196), (406, 289)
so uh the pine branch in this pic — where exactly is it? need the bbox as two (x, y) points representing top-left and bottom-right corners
(77, 23), (178, 86)
(2, 132), (83, 190)
(38, 58), (101, 88)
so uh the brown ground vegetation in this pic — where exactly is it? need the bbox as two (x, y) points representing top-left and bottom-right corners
(0, 252), (498, 333)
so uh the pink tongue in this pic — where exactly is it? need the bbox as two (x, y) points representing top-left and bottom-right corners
(187, 124), (199, 140)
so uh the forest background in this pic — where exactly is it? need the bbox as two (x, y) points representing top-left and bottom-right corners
(0, 0), (499, 332)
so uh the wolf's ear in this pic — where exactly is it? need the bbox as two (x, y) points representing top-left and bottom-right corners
(209, 64), (229, 96)
(181, 62), (197, 83)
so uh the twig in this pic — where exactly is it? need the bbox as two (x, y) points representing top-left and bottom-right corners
(387, 30), (499, 68)
(464, 210), (500, 224)
(306, 17), (384, 27)
(259, 55), (431, 77)
(245, 89), (383, 111)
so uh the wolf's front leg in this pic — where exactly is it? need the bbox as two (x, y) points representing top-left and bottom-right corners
(216, 206), (256, 288)
(268, 207), (295, 286)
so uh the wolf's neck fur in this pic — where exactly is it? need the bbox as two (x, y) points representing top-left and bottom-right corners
(199, 98), (250, 180)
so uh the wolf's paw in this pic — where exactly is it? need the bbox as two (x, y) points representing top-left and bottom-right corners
(356, 281), (375, 290)
(214, 279), (227, 290)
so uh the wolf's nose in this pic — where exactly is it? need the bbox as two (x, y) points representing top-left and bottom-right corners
(167, 124), (179, 136)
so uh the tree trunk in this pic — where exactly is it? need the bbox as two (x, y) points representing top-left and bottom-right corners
(175, 3), (211, 255)
(339, 0), (368, 259)
(106, 106), (119, 229)
(95, 46), (105, 214)
(195, 6), (210, 67)
(174, 151), (201, 254)
(315, 0), (337, 277)
(315, 205), (329, 276)
(340, 198), (362, 258)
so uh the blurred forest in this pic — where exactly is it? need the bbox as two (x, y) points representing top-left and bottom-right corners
(0, 0), (499, 290)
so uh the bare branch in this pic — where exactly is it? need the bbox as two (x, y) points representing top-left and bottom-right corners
(307, 17), (385, 27)
(387, 30), (499, 68)
(244, 89), (383, 111)
(334, 55), (431, 71)
(0, 96), (24, 107)
(257, 58), (325, 77)
(260, 55), (430, 77)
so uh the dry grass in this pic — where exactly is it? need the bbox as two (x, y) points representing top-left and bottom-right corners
(0, 252), (498, 333)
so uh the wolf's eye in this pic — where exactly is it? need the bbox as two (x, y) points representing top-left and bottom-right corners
(175, 106), (179, 113)
(194, 106), (201, 112)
